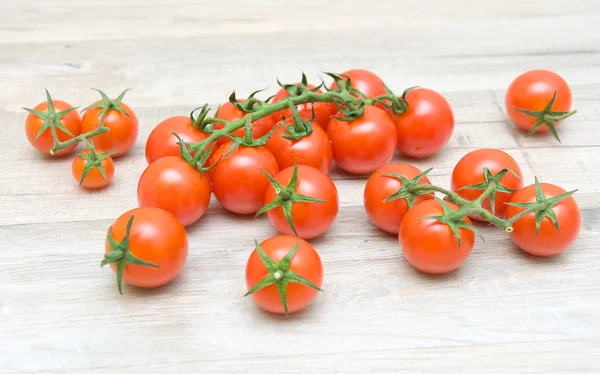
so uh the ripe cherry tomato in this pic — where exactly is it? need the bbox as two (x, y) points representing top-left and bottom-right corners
(266, 119), (333, 174)
(104, 207), (188, 292)
(246, 235), (323, 314)
(145, 116), (211, 164)
(25, 100), (81, 156)
(208, 141), (279, 214)
(505, 70), (572, 134)
(399, 199), (474, 274)
(81, 101), (138, 157)
(327, 105), (397, 174)
(364, 163), (433, 234)
(330, 69), (387, 98)
(137, 156), (211, 227)
(451, 148), (523, 220)
(71, 149), (115, 189)
(391, 88), (454, 158)
(271, 83), (337, 131)
(214, 100), (275, 146)
(506, 183), (580, 256)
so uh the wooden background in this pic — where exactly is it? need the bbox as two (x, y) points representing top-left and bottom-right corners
(1, 1), (599, 372)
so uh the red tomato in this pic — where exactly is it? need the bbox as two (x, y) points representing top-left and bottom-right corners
(399, 199), (474, 274)
(145, 116), (211, 164)
(25, 100), (81, 156)
(246, 235), (323, 314)
(103, 207), (188, 293)
(327, 105), (397, 174)
(81, 101), (138, 157)
(330, 69), (387, 98)
(137, 156), (211, 227)
(213, 100), (275, 146)
(451, 148), (523, 220)
(71, 150), (115, 189)
(208, 141), (279, 214)
(263, 165), (339, 239)
(364, 163), (434, 234)
(266, 119), (333, 174)
(506, 183), (580, 256)
(505, 70), (572, 134)
(271, 83), (337, 131)
(391, 88), (454, 158)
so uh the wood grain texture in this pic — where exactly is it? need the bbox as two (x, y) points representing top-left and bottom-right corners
(1, 1), (599, 373)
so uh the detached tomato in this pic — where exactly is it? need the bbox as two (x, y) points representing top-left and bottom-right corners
(24, 98), (81, 156)
(451, 148), (523, 220)
(208, 141), (279, 214)
(271, 83), (337, 131)
(145, 116), (211, 164)
(137, 156), (211, 227)
(364, 163), (433, 234)
(399, 199), (474, 274)
(391, 88), (454, 158)
(246, 235), (323, 314)
(214, 100), (275, 146)
(330, 69), (387, 98)
(71, 149), (115, 189)
(102, 207), (188, 294)
(506, 182), (580, 256)
(266, 119), (333, 174)
(327, 105), (397, 174)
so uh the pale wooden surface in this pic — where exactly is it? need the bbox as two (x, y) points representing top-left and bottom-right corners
(1, 1), (600, 373)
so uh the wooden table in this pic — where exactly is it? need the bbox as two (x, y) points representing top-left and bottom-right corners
(1, 1), (599, 372)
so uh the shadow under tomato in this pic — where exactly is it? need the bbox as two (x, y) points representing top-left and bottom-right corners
(508, 242), (567, 264)
(124, 271), (187, 297)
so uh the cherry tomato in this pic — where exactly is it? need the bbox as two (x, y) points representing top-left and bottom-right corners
(213, 100), (275, 146)
(266, 119), (333, 174)
(71, 149), (115, 189)
(137, 156), (211, 227)
(271, 83), (337, 131)
(145, 116), (211, 164)
(81, 101), (138, 157)
(208, 141), (279, 214)
(246, 235), (323, 314)
(399, 199), (474, 274)
(391, 88), (454, 158)
(327, 105), (397, 174)
(25, 100), (81, 156)
(506, 183), (580, 256)
(451, 148), (523, 220)
(104, 207), (188, 292)
(364, 163), (434, 234)
(330, 69), (387, 98)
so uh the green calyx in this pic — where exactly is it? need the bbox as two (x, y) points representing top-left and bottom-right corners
(277, 72), (324, 98)
(101, 215), (161, 295)
(506, 177), (577, 235)
(382, 167), (433, 208)
(83, 88), (131, 121)
(218, 115), (280, 156)
(513, 90), (577, 143)
(76, 142), (115, 185)
(256, 162), (325, 236)
(458, 168), (519, 215)
(245, 240), (322, 316)
(172, 132), (215, 174)
(279, 101), (316, 140)
(229, 88), (273, 113)
(419, 197), (484, 248)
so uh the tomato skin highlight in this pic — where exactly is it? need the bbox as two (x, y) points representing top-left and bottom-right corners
(330, 69), (387, 98)
(327, 105), (397, 175)
(506, 183), (580, 257)
(137, 156), (211, 227)
(271, 84), (337, 131)
(71, 150), (115, 189)
(81, 101), (138, 157)
(391, 88), (454, 158)
(264, 165), (339, 239)
(399, 200), (474, 274)
(214, 101), (275, 146)
(505, 70), (572, 133)
(25, 100), (82, 156)
(266, 119), (333, 174)
(245, 235), (323, 314)
(363, 163), (434, 234)
(145, 116), (211, 164)
(208, 141), (279, 214)
(106, 207), (188, 288)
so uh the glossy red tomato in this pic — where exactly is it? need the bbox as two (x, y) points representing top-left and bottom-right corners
(71, 150), (115, 189)
(208, 141), (279, 214)
(271, 83), (337, 131)
(399, 199), (474, 274)
(506, 183), (580, 256)
(25, 100), (81, 156)
(327, 105), (397, 174)
(137, 156), (211, 227)
(213, 100), (275, 146)
(81, 100), (138, 158)
(145, 116), (211, 164)
(451, 148), (523, 220)
(391, 88), (454, 158)
(246, 235), (323, 314)
(266, 119), (332, 174)
(330, 69), (387, 98)
(364, 163), (434, 234)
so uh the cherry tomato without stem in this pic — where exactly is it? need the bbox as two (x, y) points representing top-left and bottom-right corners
(25, 100), (81, 156)
(137, 156), (211, 227)
(451, 148), (523, 220)
(71, 150), (115, 189)
(271, 83), (337, 131)
(506, 183), (580, 257)
(145, 116), (212, 164)
(81, 101), (138, 157)
(246, 235), (323, 314)
(327, 105), (397, 175)
(399, 199), (474, 274)
(213, 100), (275, 146)
(391, 88), (454, 158)
(330, 69), (387, 98)
(364, 163), (434, 234)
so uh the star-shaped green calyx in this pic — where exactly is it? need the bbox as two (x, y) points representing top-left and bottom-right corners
(76, 142), (115, 186)
(245, 240), (322, 315)
(458, 167), (520, 215)
(101, 215), (161, 295)
(83, 88), (131, 123)
(256, 162), (325, 236)
(381, 167), (433, 209)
